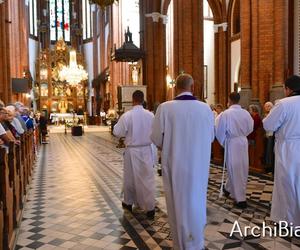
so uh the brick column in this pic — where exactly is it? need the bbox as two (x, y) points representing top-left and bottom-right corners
(0, 2), (11, 104)
(173, 0), (203, 99)
(141, 0), (166, 109)
(270, 0), (288, 102)
(239, 0), (252, 108)
(214, 24), (228, 106)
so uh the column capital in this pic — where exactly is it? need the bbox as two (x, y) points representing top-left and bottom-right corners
(145, 12), (168, 24)
(213, 22), (228, 33)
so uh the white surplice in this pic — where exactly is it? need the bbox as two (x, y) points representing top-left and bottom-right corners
(263, 95), (300, 226)
(151, 93), (215, 250)
(215, 105), (253, 202)
(113, 105), (156, 211)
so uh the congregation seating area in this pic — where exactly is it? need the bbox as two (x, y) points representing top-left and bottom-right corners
(212, 127), (267, 173)
(0, 130), (39, 250)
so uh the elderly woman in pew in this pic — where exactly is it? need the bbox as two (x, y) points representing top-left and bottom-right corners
(6, 105), (24, 137)
(0, 107), (20, 146)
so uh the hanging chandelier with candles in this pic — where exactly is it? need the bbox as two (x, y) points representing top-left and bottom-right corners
(89, 0), (118, 9)
(59, 50), (88, 86)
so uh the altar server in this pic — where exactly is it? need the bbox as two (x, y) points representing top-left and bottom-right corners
(113, 90), (156, 219)
(151, 74), (214, 250)
(215, 92), (253, 209)
(263, 75), (300, 226)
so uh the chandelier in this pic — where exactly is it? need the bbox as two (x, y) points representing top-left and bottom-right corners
(59, 50), (88, 86)
(89, 0), (118, 9)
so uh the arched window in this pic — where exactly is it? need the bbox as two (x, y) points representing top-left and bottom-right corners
(29, 0), (38, 37)
(50, 0), (71, 42)
(82, 0), (93, 40)
(122, 0), (140, 47)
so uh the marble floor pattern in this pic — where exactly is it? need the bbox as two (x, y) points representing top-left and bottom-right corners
(15, 132), (300, 250)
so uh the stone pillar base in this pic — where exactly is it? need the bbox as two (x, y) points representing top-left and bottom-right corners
(239, 87), (252, 109)
(269, 84), (284, 103)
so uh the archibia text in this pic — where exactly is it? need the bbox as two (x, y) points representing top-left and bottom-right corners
(230, 221), (300, 237)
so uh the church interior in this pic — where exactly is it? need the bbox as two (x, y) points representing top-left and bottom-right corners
(0, 0), (299, 249)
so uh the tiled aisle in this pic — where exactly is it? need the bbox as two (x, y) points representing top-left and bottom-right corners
(15, 132), (300, 250)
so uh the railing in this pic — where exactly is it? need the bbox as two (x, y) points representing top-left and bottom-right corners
(0, 130), (39, 250)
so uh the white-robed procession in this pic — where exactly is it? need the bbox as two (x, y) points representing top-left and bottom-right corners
(151, 74), (215, 250)
(215, 93), (254, 208)
(113, 90), (156, 218)
(111, 74), (300, 249)
(263, 75), (300, 227)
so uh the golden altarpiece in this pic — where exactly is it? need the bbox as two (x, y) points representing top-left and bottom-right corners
(35, 39), (88, 118)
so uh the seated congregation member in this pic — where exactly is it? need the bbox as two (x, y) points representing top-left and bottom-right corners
(151, 74), (214, 250)
(215, 92), (254, 209)
(262, 102), (275, 173)
(113, 90), (156, 219)
(263, 75), (300, 227)
(0, 107), (20, 145)
(14, 102), (27, 132)
(21, 108), (34, 130)
(247, 104), (262, 145)
(6, 105), (24, 136)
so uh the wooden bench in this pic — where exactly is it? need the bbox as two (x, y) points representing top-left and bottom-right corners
(0, 148), (15, 250)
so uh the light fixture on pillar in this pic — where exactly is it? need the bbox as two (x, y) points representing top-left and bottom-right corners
(166, 74), (175, 88)
(59, 50), (88, 86)
(89, 0), (118, 9)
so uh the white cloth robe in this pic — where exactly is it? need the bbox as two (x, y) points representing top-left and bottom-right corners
(113, 105), (156, 211)
(263, 95), (300, 226)
(215, 105), (253, 202)
(151, 96), (214, 250)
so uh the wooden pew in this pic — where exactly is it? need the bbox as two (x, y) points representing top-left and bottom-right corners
(0, 150), (5, 250)
(20, 134), (28, 195)
(8, 142), (21, 227)
(27, 132), (34, 182)
(15, 144), (24, 210)
(0, 201), (3, 250)
(0, 148), (15, 250)
(249, 127), (265, 173)
(211, 139), (224, 165)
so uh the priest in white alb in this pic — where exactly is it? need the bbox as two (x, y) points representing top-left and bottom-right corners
(113, 90), (156, 219)
(215, 92), (253, 209)
(263, 75), (300, 226)
(151, 74), (214, 250)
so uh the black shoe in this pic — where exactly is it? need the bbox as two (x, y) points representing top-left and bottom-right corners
(235, 201), (247, 209)
(223, 188), (230, 198)
(122, 202), (132, 212)
(146, 210), (155, 219)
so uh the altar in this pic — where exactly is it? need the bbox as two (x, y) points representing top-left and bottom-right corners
(50, 113), (85, 125)
(35, 39), (88, 118)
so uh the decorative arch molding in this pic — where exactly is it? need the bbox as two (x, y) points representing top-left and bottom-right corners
(161, 0), (171, 15)
(227, 0), (240, 36)
(162, 0), (223, 22)
(207, 0), (223, 23)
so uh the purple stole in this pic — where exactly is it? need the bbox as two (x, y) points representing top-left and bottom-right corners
(174, 95), (197, 101)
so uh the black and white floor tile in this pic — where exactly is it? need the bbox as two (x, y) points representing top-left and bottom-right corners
(15, 131), (300, 249)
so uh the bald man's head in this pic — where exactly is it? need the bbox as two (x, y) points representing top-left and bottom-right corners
(175, 74), (194, 94)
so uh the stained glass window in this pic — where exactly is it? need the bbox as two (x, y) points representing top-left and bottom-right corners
(29, 0), (38, 37)
(50, 0), (71, 42)
(82, 0), (93, 40)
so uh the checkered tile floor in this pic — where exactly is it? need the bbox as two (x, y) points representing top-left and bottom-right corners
(15, 132), (300, 249)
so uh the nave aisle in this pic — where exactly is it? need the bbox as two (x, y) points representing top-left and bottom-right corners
(15, 133), (300, 250)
